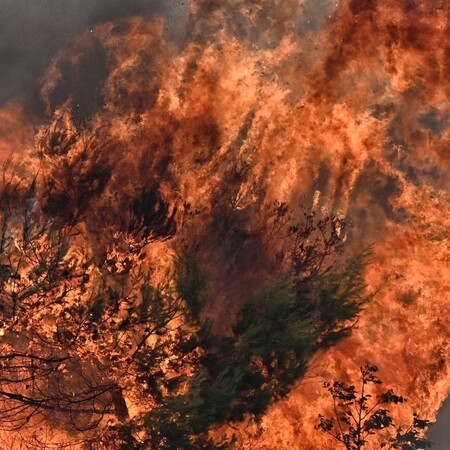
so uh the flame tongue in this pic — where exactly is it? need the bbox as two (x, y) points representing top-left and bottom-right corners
(0, 0), (449, 447)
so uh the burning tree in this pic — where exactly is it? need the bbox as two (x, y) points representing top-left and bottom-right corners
(0, 119), (372, 449)
(316, 365), (434, 450)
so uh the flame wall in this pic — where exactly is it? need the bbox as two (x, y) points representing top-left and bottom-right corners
(2, 0), (450, 448)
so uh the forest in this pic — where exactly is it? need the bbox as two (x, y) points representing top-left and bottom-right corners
(1, 0), (449, 448)
(0, 119), (371, 447)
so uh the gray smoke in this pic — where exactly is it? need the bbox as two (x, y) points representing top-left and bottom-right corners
(0, 0), (189, 114)
(427, 396), (450, 450)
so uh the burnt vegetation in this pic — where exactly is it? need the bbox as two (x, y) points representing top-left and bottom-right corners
(0, 122), (373, 449)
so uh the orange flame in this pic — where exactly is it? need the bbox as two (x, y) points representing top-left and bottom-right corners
(1, 0), (450, 447)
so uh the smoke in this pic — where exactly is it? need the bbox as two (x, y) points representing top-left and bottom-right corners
(2, 0), (450, 448)
(0, 0), (189, 113)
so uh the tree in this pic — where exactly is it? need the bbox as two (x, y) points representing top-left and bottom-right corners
(0, 157), (180, 442)
(120, 253), (371, 449)
(0, 119), (372, 448)
(316, 364), (434, 450)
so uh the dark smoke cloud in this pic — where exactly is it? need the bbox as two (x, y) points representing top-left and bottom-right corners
(0, 0), (189, 114)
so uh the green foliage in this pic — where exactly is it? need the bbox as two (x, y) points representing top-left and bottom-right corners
(131, 249), (371, 448)
(233, 277), (316, 398)
(297, 251), (372, 349)
(0, 158), (372, 449)
(174, 251), (207, 322)
(316, 365), (434, 450)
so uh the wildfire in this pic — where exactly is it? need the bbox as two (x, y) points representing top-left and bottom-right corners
(0, 0), (449, 448)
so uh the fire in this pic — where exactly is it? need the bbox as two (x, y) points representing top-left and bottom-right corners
(0, 0), (450, 447)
